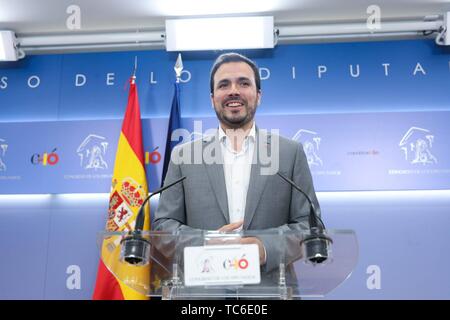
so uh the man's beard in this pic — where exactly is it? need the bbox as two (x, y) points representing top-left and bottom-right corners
(214, 102), (256, 129)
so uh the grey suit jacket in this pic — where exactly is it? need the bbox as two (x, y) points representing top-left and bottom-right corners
(153, 127), (321, 275)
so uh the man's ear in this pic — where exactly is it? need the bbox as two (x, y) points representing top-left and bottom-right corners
(210, 93), (214, 109)
(257, 90), (262, 106)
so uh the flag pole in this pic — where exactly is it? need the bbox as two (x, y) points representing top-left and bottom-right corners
(132, 56), (138, 84)
(160, 54), (183, 186)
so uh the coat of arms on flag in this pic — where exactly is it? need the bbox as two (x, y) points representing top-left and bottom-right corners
(108, 178), (145, 232)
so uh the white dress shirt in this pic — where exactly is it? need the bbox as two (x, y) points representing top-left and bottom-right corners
(218, 123), (256, 227)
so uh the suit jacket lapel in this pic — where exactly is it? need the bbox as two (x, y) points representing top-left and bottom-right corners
(203, 133), (230, 224)
(244, 128), (271, 229)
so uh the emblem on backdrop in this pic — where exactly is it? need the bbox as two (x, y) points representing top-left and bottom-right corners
(77, 134), (109, 170)
(292, 129), (323, 166)
(0, 138), (7, 171)
(399, 127), (437, 165)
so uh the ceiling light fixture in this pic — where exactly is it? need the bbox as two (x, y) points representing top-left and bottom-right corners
(0, 31), (24, 61)
(165, 16), (274, 51)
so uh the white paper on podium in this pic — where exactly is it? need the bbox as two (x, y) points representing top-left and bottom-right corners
(184, 244), (261, 287)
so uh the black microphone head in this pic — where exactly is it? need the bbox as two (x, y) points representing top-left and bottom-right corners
(302, 232), (332, 265)
(120, 232), (151, 266)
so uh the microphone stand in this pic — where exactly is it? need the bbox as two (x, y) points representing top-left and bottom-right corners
(277, 172), (332, 264)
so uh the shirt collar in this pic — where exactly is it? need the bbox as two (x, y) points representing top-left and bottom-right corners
(218, 122), (256, 142)
(218, 122), (256, 154)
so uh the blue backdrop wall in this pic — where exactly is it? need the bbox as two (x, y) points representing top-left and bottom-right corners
(1, 39), (450, 299)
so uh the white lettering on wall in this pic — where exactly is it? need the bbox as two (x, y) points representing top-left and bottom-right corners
(150, 72), (157, 84)
(413, 62), (426, 76)
(179, 70), (191, 83)
(28, 76), (40, 88)
(5, 60), (450, 91)
(0, 77), (7, 89)
(382, 63), (390, 76)
(75, 74), (86, 87)
(318, 65), (327, 78)
(106, 73), (115, 86)
(259, 67), (271, 80)
(350, 64), (360, 78)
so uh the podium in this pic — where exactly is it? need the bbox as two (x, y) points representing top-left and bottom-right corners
(97, 229), (358, 299)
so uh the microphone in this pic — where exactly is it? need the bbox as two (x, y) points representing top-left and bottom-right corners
(120, 176), (186, 265)
(276, 172), (331, 264)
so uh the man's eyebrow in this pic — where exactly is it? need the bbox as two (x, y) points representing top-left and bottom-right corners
(217, 79), (230, 84)
(217, 77), (251, 84)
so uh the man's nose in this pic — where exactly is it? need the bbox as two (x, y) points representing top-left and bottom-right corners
(228, 82), (240, 95)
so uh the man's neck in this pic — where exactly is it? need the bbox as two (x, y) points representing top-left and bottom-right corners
(220, 121), (254, 152)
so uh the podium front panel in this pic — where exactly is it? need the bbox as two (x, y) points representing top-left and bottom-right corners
(97, 229), (358, 299)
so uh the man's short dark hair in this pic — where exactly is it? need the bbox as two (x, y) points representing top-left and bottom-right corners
(210, 52), (261, 94)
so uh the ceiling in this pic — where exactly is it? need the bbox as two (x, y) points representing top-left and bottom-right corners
(1, 0), (450, 53)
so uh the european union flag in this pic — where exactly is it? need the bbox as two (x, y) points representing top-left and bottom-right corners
(161, 82), (181, 187)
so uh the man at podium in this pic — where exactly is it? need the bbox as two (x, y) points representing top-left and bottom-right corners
(154, 52), (321, 276)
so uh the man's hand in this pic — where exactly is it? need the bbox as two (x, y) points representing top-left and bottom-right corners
(217, 220), (243, 232)
(206, 221), (243, 245)
(215, 221), (266, 265)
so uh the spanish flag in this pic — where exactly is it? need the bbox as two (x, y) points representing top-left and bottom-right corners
(93, 75), (150, 300)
